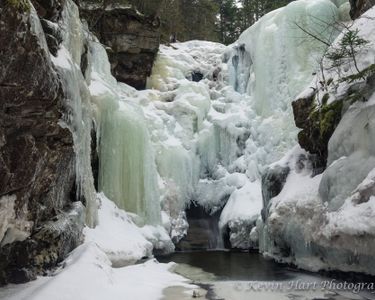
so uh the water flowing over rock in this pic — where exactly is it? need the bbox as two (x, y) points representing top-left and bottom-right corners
(176, 204), (224, 251)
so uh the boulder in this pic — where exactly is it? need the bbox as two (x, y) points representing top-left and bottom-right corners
(292, 93), (343, 171)
(261, 165), (290, 222)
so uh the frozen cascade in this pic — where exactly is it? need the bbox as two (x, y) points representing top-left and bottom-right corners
(51, 0), (98, 227)
(48, 0), (350, 248)
(229, 0), (344, 116)
(88, 42), (162, 226)
(144, 0), (349, 247)
(97, 102), (161, 225)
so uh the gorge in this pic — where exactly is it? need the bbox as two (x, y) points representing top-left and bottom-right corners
(1, 0), (375, 299)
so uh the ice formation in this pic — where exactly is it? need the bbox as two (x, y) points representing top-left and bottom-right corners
(259, 6), (375, 274)
(51, 1), (98, 227)
(48, 0), (350, 249)
(88, 43), (161, 226)
(141, 0), (350, 247)
(5, 0), (375, 298)
(45, 0), (355, 255)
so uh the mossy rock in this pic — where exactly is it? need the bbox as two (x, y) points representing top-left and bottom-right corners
(319, 100), (343, 140)
(294, 64), (375, 172)
(296, 97), (343, 170)
(5, 0), (30, 11)
(321, 93), (330, 106)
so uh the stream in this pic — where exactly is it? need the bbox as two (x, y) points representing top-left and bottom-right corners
(158, 251), (375, 300)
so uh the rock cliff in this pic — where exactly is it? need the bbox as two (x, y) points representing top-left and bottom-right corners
(0, 0), (161, 285)
(77, 2), (160, 90)
(0, 0), (84, 285)
(350, 0), (375, 18)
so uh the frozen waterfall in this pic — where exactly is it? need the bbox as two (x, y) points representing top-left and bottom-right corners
(228, 0), (344, 116)
(143, 0), (349, 246)
(51, 0), (98, 227)
(88, 43), (162, 226)
(53, 0), (350, 248)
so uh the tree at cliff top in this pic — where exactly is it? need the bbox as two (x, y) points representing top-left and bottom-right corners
(126, 0), (220, 42)
(215, 0), (240, 44)
(85, 0), (297, 44)
(169, 0), (219, 42)
(238, 0), (295, 33)
(216, 0), (296, 44)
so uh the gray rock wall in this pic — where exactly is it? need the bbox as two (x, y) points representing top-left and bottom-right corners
(0, 0), (84, 285)
(78, 3), (160, 90)
(350, 0), (375, 18)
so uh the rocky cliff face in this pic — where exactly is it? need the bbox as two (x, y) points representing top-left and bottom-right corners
(0, 0), (85, 285)
(292, 92), (343, 172)
(78, 2), (160, 90)
(350, 0), (375, 18)
(0, 0), (161, 285)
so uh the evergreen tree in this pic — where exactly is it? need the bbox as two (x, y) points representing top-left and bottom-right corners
(102, 0), (296, 44)
(239, 0), (295, 34)
(215, 0), (241, 44)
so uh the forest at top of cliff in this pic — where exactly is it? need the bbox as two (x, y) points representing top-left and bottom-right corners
(79, 0), (295, 44)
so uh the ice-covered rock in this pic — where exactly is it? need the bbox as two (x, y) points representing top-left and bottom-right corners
(259, 6), (375, 275)
(130, 0), (352, 250)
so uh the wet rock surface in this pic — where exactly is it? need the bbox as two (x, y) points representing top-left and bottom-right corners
(176, 204), (223, 251)
(261, 165), (290, 222)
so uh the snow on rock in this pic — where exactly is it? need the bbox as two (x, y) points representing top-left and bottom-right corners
(322, 169), (375, 241)
(219, 181), (263, 248)
(259, 7), (375, 275)
(261, 154), (325, 271)
(85, 193), (175, 266)
(0, 195), (32, 246)
(0, 243), (195, 300)
(84, 193), (153, 267)
(0, 193), (190, 300)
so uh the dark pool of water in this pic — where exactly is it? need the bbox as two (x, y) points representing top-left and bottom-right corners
(158, 251), (375, 300)
(157, 251), (300, 281)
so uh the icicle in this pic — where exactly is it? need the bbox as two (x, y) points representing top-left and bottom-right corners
(52, 0), (98, 227)
(88, 42), (161, 226)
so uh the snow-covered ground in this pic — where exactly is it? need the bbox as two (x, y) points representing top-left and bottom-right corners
(0, 247), (195, 300)
(0, 195), (197, 300)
